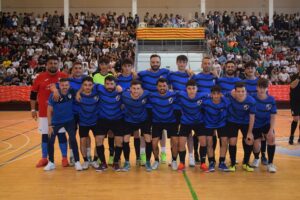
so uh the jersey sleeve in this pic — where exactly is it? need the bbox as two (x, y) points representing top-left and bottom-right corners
(31, 74), (41, 92)
(271, 97), (277, 114)
(249, 99), (256, 114)
(48, 94), (54, 106)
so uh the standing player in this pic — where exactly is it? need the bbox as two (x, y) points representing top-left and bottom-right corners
(92, 56), (115, 165)
(251, 78), (277, 172)
(168, 55), (194, 167)
(217, 61), (241, 95)
(76, 77), (100, 170)
(226, 82), (256, 172)
(177, 80), (209, 172)
(46, 78), (82, 171)
(243, 61), (268, 165)
(30, 56), (69, 168)
(192, 57), (218, 165)
(116, 58), (143, 165)
(202, 85), (229, 172)
(138, 54), (169, 164)
(122, 80), (153, 172)
(149, 78), (178, 170)
(289, 60), (300, 145)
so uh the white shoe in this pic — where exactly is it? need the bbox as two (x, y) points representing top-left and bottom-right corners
(252, 159), (260, 168)
(90, 161), (99, 169)
(267, 163), (277, 173)
(171, 161), (178, 171)
(69, 157), (75, 166)
(75, 161), (83, 171)
(44, 162), (55, 171)
(152, 161), (159, 170)
(189, 155), (195, 167)
(82, 161), (89, 170)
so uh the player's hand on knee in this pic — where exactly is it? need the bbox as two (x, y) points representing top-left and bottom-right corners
(246, 132), (254, 143)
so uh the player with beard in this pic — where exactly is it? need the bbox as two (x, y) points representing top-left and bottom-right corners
(31, 56), (69, 168)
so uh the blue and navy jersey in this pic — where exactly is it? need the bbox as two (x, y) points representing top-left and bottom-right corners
(227, 95), (256, 124)
(217, 77), (241, 95)
(168, 71), (190, 91)
(117, 74), (133, 91)
(148, 91), (177, 123)
(138, 68), (169, 92)
(48, 90), (74, 125)
(68, 77), (86, 114)
(243, 78), (258, 96)
(191, 73), (216, 94)
(122, 90), (150, 123)
(95, 84), (123, 120)
(202, 97), (229, 128)
(177, 91), (207, 125)
(253, 94), (277, 128)
(78, 92), (99, 126)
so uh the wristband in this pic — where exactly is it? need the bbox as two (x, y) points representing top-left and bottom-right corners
(31, 109), (36, 112)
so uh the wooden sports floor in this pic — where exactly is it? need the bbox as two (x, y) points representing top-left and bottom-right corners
(0, 110), (300, 200)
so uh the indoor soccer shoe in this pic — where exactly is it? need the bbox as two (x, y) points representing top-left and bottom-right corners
(140, 153), (146, 166)
(200, 163), (209, 172)
(108, 156), (114, 166)
(96, 163), (108, 172)
(171, 161), (178, 171)
(252, 159), (260, 168)
(112, 163), (121, 172)
(267, 163), (277, 173)
(90, 161), (99, 169)
(122, 161), (131, 172)
(228, 165), (236, 172)
(44, 162), (55, 171)
(36, 158), (48, 168)
(218, 162), (229, 172)
(152, 161), (160, 170)
(177, 163), (185, 171)
(160, 152), (167, 164)
(69, 157), (75, 166)
(261, 157), (268, 166)
(75, 161), (83, 171)
(62, 157), (69, 167)
(243, 164), (254, 172)
(289, 136), (294, 145)
(145, 161), (152, 172)
(189, 155), (195, 167)
(82, 161), (89, 170)
(208, 162), (215, 172)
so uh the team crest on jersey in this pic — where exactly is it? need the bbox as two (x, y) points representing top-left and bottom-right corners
(266, 104), (272, 110)
(197, 100), (202, 105)
(68, 94), (72, 99)
(94, 96), (99, 101)
(116, 95), (120, 101)
(168, 97), (173, 104)
(142, 98), (147, 104)
(243, 105), (249, 110)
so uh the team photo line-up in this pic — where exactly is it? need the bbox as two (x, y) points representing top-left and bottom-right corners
(29, 53), (300, 173)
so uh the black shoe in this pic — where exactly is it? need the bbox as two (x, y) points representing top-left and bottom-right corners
(289, 136), (294, 145)
(194, 153), (200, 164)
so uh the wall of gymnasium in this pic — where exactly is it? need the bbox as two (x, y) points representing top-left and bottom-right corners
(2, 0), (299, 20)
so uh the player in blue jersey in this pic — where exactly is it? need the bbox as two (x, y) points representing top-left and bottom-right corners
(46, 78), (82, 171)
(251, 78), (277, 173)
(138, 54), (169, 164)
(202, 85), (229, 172)
(116, 58), (143, 166)
(226, 82), (256, 172)
(177, 80), (209, 172)
(243, 61), (268, 165)
(217, 60), (241, 95)
(168, 55), (197, 167)
(76, 77), (100, 170)
(149, 78), (179, 170)
(122, 80), (153, 172)
(192, 56), (218, 165)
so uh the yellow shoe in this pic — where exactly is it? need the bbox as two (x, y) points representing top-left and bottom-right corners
(228, 165), (236, 172)
(108, 156), (114, 166)
(160, 152), (167, 164)
(140, 153), (146, 166)
(243, 164), (254, 172)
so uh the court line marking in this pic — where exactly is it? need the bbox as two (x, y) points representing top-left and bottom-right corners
(1, 127), (37, 142)
(0, 119), (32, 129)
(183, 171), (199, 200)
(0, 134), (30, 158)
(0, 141), (12, 153)
(0, 143), (40, 168)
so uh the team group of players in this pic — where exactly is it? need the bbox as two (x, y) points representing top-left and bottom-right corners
(30, 54), (279, 173)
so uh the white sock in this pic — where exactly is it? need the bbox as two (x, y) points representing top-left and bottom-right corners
(87, 148), (91, 157)
(140, 148), (145, 154)
(161, 147), (166, 153)
(70, 149), (74, 158)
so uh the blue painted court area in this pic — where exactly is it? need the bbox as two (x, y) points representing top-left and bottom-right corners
(276, 137), (300, 157)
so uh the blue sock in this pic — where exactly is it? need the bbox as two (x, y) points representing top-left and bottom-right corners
(41, 134), (48, 158)
(58, 132), (68, 157)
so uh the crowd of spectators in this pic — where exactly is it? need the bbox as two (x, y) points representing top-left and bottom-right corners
(0, 10), (299, 86)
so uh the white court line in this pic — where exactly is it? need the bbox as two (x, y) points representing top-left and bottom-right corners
(0, 141), (12, 153)
(0, 149), (41, 167)
(0, 134), (30, 158)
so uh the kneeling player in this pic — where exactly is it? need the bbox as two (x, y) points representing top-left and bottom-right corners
(252, 78), (277, 173)
(46, 78), (82, 171)
(202, 85), (229, 172)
